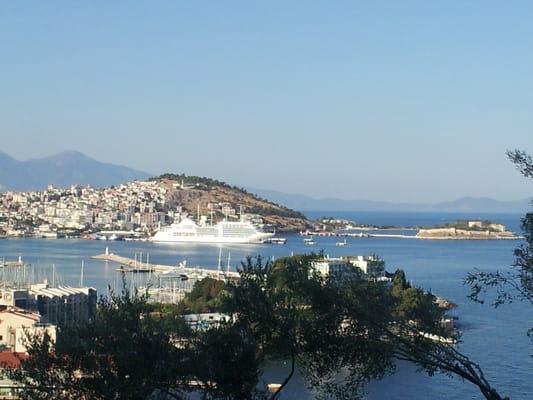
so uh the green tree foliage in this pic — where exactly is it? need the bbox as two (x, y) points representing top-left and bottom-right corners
(466, 149), (533, 343)
(192, 322), (263, 399)
(222, 255), (508, 400)
(178, 277), (227, 314)
(390, 269), (444, 327)
(11, 253), (509, 400)
(10, 286), (193, 400)
(9, 284), (263, 400)
(221, 255), (453, 400)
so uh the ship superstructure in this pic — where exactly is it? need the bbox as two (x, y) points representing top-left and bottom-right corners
(151, 214), (273, 244)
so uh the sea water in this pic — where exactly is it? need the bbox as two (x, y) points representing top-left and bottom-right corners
(0, 211), (530, 399)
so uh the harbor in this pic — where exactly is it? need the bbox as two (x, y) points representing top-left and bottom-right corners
(0, 214), (530, 399)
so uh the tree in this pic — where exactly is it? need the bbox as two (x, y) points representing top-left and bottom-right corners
(222, 255), (446, 399)
(178, 277), (227, 314)
(11, 252), (513, 400)
(191, 322), (264, 400)
(466, 149), (533, 343)
(223, 255), (510, 400)
(9, 283), (262, 400)
(10, 285), (195, 400)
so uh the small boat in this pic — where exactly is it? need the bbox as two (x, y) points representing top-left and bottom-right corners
(116, 265), (154, 273)
(108, 234), (123, 241)
(336, 239), (347, 246)
(266, 237), (287, 245)
(303, 237), (315, 245)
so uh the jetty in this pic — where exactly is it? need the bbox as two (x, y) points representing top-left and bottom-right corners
(92, 250), (240, 280)
(368, 233), (417, 239)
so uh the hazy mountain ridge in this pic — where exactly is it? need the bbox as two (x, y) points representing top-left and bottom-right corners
(0, 150), (529, 214)
(0, 151), (150, 191)
(248, 188), (531, 214)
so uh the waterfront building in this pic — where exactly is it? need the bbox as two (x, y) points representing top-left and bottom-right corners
(29, 283), (97, 328)
(183, 313), (230, 330)
(0, 283), (96, 328)
(311, 255), (387, 282)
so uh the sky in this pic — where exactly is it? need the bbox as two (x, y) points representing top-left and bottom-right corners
(1, 1), (532, 203)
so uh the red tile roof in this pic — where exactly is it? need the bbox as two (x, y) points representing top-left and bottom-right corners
(0, 351), (28, 369)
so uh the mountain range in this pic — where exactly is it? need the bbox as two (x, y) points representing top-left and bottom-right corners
(0, 151), (529, 213)
(248, 189), (531, 214)
(0, 151), (150, 191)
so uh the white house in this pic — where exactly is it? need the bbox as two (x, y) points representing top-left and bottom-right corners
(311, 255), (387, 282)
(0, 307), (56, 353)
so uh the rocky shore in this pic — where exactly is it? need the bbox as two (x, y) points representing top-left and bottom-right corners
(417, 227), (519, 240)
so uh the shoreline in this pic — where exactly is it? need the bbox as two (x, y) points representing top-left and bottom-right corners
(416, 235), (522, 240)
(0, 234), (524, 242)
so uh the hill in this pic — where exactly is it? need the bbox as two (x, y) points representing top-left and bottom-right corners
(0, 151), (150, 191)
(151, 174), (312, 232)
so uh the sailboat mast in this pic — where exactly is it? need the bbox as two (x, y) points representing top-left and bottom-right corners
(80, 259), (84, 286)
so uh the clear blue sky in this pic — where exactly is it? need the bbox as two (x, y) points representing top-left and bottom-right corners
(1, 1), (532, 202)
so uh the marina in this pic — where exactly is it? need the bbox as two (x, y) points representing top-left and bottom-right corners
(91, 248), (240, 280)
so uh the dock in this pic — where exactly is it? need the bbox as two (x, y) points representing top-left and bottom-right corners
(92, 252), (240, 280)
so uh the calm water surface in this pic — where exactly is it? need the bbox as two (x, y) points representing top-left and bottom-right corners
(0, 212), (531, 399)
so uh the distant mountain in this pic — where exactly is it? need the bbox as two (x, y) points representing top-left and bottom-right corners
(0, 151), (150, 191)
(429, 196), (531, 213)
(248, 188), (531, 214)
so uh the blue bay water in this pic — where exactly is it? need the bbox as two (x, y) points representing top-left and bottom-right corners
(0, 211), (531, 399)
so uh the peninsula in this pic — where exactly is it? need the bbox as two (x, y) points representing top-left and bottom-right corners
(0, 174), (313, 238)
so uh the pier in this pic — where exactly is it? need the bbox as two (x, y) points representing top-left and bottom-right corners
(368, 233), (417, 239)
(91, 251), (240, 280)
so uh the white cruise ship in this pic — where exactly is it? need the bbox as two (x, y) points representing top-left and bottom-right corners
(151, 216), (274, 244)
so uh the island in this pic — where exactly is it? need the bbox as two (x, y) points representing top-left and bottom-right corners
(416, 220), (519, 240)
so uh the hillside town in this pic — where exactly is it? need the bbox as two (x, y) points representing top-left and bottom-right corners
(0, 180), (168, 238)
(0, 178), (305, 239)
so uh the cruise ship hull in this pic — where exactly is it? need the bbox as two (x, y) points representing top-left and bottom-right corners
(151, 216), (274, 244)
(151, 232), (274, 244)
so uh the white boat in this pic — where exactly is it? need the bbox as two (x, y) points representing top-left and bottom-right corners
(303, 237), (315, 245)
(266, 237), (287, 245)
(336, 239), (347, 246)
(152, 216), (274, 244)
